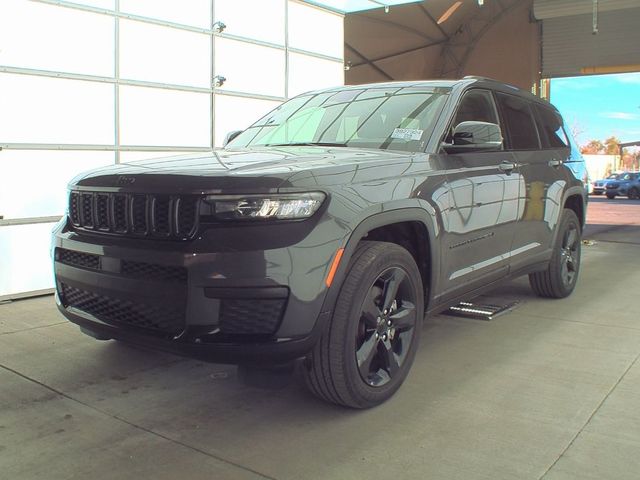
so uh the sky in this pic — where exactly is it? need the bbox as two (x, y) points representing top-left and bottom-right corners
(550, 72), (640, 148)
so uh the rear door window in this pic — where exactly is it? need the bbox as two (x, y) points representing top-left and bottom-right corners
(496, 93), (540, 150)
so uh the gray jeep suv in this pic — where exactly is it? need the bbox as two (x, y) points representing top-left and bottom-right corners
(52, 77), (588, 408)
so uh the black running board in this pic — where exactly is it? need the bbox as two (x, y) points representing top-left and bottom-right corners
(443, 299), (520, 321)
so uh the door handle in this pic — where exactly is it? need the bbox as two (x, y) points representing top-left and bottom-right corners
(498, 161), (516, 174)
(548, 159), (562, 167)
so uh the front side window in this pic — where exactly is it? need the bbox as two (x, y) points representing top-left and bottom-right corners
(227, 86), (451, 153)
(452, 89), (499, 126)
(496, 93), (540, 150)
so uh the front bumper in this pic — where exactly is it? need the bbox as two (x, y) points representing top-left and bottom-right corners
(52, 217), (343, 364)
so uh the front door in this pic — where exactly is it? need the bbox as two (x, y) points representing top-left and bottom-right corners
(434, 89), (522, 302)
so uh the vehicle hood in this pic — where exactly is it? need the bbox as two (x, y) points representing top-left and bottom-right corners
(71, 146), (422, 193)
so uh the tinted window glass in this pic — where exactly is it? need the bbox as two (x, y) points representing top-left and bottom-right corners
(453, 89), (499, 126)
(496, 93), (540, 150)
(229, 86), (451, 153)
(534, 104), (569, 148)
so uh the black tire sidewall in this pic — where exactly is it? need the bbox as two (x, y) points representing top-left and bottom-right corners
(331, 242), (424, 407)
(549, 209), (582, 297)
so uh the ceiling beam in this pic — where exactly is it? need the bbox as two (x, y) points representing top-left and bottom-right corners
(345, 43), (395, 80)
(418, 4), (449, 40)
(356, 10), (440, 43)
(348, 38), (448, 68)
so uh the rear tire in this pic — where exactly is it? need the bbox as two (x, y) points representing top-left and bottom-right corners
(529, 209), (581, 299)
(628, 188), (640, 200)
(606, 193), (616, 199)
(303, 241), (424, 408)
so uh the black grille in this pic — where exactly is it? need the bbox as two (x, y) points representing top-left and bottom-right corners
(121, 260), (187, 282)
(219, 299), (286, 335)
(177, 197), (198, 236)
(96, 194), (110, 230)
(131, 195), (148, 234)
(56, 248), (100, 270)
(68, 191), (198, 240)
(61, 283), (185, 335)
(113, 195), (128, 232)
(152, 196), (171, 235)
(81, 193), (94, 228)
(69, 193), (81, 226)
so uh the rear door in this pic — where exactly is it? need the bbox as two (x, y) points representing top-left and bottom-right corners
(499, 95), (572, 272)
(436, 89), (521, 301)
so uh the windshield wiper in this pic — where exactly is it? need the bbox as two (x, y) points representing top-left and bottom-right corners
(263, 142), (347, 147)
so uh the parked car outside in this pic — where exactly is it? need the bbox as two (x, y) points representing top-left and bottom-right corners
(592, 173), (620, 195)
(604, 172), (640, 199)
(52, 77), (588, 408)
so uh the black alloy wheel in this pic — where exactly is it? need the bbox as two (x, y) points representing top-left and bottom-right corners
(356, 266), (417, 387)
(558, 223), (580, 289)
(303, 241), (424, 408)
(529, 208), (582, 298)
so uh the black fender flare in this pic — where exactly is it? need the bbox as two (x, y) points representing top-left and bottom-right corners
(318, 207), (440, 318)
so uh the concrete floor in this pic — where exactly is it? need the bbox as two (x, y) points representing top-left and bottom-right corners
(2, 198), (640, 480)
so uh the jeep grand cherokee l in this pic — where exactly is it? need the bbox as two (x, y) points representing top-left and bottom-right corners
(52, 77), (588, 408)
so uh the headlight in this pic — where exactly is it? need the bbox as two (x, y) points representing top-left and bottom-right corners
(202, 192), (325, 221)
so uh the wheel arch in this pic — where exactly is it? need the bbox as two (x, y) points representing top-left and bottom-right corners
(563, 188), (587, 229)
(320, 208), (439, 315)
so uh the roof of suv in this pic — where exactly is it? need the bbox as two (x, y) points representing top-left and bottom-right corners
(306, 76), (555, 111)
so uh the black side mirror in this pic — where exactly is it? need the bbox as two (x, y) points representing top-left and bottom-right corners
(223, 130), (243, 147)
(442, 121), (503, 154)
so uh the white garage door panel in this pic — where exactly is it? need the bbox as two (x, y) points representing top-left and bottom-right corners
(215, 0), (285, 45)
(0, 223), (56, 299)
(0, 73), (114, 145)
(119, 85), (211, 147)
(0, 151), (114, 220)
(288, 53), (344, 97)
(215, 38), (286, 97)
(119, 20), (211, 88)
(542, 8), (640, 77)
(119, 0), (211, 28)
(0, 0), (114, 77)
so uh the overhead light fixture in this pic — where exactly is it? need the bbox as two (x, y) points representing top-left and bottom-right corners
(437, 1), (463, 24)
(478, 0), (484, 5)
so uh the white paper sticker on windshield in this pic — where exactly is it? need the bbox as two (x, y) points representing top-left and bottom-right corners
(391, 128), (423, 141)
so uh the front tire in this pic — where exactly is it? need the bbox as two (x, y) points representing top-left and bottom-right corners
(303, 241), (424, 408)
(606, 193), (616, 199)
(529, 209), (581, 298)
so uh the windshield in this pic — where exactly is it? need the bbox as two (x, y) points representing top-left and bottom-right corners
(227, 86), (450, 153)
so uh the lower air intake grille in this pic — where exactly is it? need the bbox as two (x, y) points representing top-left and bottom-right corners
(121, 260), (187, 282)
(61, 283), (185, 335)
(219, 299), (286, 335)
(57, 249), (100, 270)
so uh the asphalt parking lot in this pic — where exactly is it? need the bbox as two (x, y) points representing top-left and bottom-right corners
(2, 196), (640, 480)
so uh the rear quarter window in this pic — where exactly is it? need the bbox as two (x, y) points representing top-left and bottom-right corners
(534, 104), (569, 149)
